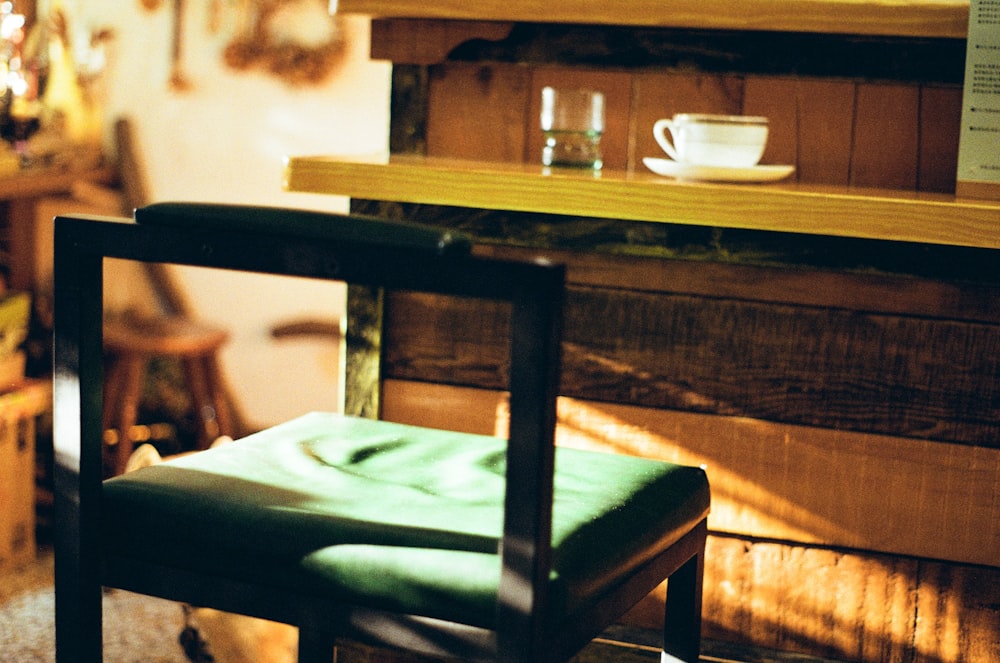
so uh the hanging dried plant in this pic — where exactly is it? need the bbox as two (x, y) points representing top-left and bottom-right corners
(138, 0), (346, 90)
(222, 0), (346, 86)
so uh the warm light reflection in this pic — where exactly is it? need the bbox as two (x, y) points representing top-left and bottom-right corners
(496, 396), (995, 661)
(385, 382), (996, 661)
(493, 395), (1000, 567)
(495, 396), (857, 545)
(51, 368), (80, 466)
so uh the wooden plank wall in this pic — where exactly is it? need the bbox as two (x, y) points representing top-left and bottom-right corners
(379, 255), (1000, 567)
(387, 288), (1000, 446)
(421, 62), (962, 193)
(369, 247), (1000, 662)
(380, 382), (1000, 663)
(364, 22), (996, 663)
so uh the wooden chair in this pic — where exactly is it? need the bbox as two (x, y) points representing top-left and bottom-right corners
(98, 117), (237, 476)
(102, 312), (232, 476)
(53, 203), (710, 663)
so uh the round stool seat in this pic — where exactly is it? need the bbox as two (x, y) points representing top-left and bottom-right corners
(103, 313), (232, 476)
(104, 315), (229, 356)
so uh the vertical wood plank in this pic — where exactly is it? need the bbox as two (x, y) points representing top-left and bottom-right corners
(371, 19), (514, 65)
(632, 72), (744, 171)
(426, 63), (531, 162)
(698, 539), (927, 662)
(913, 562), (1000, 663)
(698, 536), (753, 642)
(852, 83), (920, 189)
(652, 536), (1000, 663)
(858, 552), (918, 663)
(742, 76), (797, 171)
(796, 79), (856, 186)
(527, 67), (633, 171)
(918, 85), (962, 193)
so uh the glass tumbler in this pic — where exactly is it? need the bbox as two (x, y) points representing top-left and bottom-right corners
(540, 86), (604, 170)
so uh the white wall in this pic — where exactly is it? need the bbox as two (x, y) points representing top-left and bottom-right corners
(55, 0), (391, 428)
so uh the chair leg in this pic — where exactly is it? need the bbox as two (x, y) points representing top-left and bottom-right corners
(662, 548), (705, 663)
(108, 355), (146, 476)
(183, 356), (216, 448)
(201, 354), (233, 440)
(297, 624), (334, 663)
(102, 355), (128, 433)
(182, 354), (233, 449)
(54, 464), (104, 663)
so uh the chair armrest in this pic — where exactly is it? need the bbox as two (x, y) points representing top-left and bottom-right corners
(134, 202), (472, 257)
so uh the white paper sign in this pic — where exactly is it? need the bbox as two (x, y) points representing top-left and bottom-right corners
(957, 0), (1000, 190)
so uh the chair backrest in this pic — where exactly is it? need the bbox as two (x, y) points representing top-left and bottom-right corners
(52, 202), (566, 659)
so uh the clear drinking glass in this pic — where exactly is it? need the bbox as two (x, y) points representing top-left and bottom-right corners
(540, 86), (604, 170)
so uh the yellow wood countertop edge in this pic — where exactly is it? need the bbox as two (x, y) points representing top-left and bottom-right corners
(284, 155), (1000, 250)
(333, 0), (971, 39)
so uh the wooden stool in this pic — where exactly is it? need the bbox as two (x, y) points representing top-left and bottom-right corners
(103, 314), (231, 476)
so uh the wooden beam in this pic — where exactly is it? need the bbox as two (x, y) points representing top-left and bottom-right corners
(284, 156), (1000, 250)
(335, 0), (971, 39)
(382, 287), (1000, 447)
(381, 379), (1000, 567)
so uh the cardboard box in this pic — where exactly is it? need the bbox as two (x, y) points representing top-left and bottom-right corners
(0, 292), (30, 360)
(0, 380), (51, 571)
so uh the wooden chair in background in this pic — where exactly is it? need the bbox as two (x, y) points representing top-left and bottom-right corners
(99, 119), (239, 475)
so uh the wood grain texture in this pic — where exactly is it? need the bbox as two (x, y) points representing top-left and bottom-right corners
(741, 77), (797, 171)
(793, 79), (856, 186)
(284, 156), (1000, 250)
(852, 83), (920, 189)
(694, 537), (1000, 663)
(370, 19), (514, 65)
(330, 529), (1000, 662)
(956, 180), (1000, 201)
(335, 0), (971, 39)
(382, 286), (1000, 447)
(911, 562), (1000, 662)
(382, 380), (1000, 661)
(918, 85), (963, 193)
(471, 243), (1000, 323)
(426, 63), (531, 162)
(381, 379), (1000, 567)
(385, 61), (964, 192)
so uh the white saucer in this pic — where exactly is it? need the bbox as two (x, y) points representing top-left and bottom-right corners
(643, 157), (795, 183)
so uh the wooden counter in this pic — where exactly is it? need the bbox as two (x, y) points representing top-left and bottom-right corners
(285, 155), (1000, 250)
(0, 163), (117, 203)
(333, 0), (970, 38)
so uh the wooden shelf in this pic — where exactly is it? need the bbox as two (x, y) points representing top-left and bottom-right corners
(0, 164), (118, 202)
(284, 155), (1000, 250)
(333, 0), (970, 39)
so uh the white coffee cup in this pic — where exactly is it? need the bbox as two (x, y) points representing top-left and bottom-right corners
(653, 114), (769, 168)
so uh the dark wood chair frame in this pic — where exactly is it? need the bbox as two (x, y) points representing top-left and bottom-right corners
(52, 203), (707, 663)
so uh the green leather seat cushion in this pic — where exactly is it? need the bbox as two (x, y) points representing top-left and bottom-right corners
(103, 412), (709, 627)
